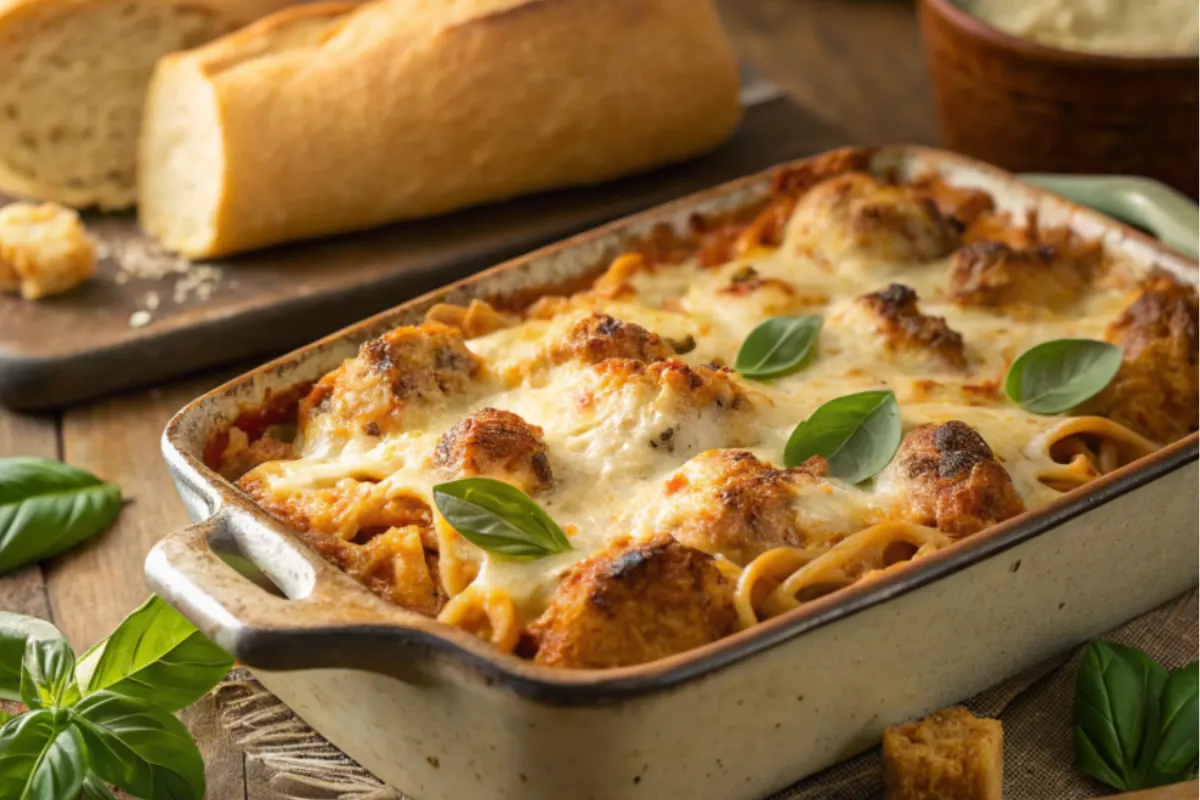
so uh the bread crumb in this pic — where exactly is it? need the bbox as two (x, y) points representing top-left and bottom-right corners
(97, 236), (224, 306)
(882, 707), (1003, 800)
(129, 310), (153, 328)
(0, 202), (96, 300)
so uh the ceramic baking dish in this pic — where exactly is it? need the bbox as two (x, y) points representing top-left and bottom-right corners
(147, 146), (1200, 800)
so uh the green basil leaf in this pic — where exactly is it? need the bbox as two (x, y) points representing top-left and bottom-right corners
(0, 612), (63, 701)
(783, 390), (902, 483)
(81, 774), (120, 800)
(0, 457), (122, 576)
(0, 709), (87, 800)
(20, 638), (80, 710)
(71, 691), (205, 800)
(1146, 662), (1199, 787)
(0, 709), (9, 725)
(1004, 339), (1122, 415)
(433, 478), (571, 558)
(735, 315), (823, 379)
(77, 596), (232, 711)
(1073, 639), (1168, 790)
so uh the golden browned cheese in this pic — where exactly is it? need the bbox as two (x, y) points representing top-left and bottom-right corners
(858, 283), (967, 369)
(588, 358), (754, 415)
(947, 241), (1091, 311)
(666, 450), (829, 565)
(1087, 273), (1199, 443)
(882, 707), (1003, 800)
(553, 313), (676, 365)
(528, 535), (737, 669)
(298, 322), (482, 440)
(434, 407), (553, 494)
(789, 173), (962, 265)
(889, 421), (1025, 537)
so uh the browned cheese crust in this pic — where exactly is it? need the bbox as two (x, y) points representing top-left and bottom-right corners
(553, 312), (676, 365)
(667, 450), (830, 565)
(1086, 272), (1199, 443)
(434, 407), (553, 494)
(790, 173), (962, 265)
(858, 283), (967, 369)
(528, 534), (737, 669)
(882, 707), (1003, 800)
(947, 241), (1091, 311)
(892, 421), (1025, 537)
(298, 322), (482, 440)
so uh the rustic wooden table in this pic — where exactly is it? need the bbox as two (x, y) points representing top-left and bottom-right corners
(0, 3), (1193, 799)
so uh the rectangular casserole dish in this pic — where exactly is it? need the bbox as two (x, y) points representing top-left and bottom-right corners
(147, 145), (1200, 800)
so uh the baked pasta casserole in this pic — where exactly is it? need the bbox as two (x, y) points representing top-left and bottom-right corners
(206, 152), (1199, 669)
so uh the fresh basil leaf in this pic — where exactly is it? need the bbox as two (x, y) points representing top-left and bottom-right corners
(78, 596), (232, 711)
(0, 457), (121, 575)
(81, 774), (120, 800)
(1073, 639), (1168, 790)
(735, 315), (823, 379)
(0, 709), (87, 800)
(433, 478), (571, 558)
(1004, 339), (1122, 415)
(783, 390), (902, 483)
(0, 612), (63, 701)
(0, 709), (9, 725)
(20, 637), (80, 710)
(71, 691), (205, 800)
(1146, 662), (1199, 786)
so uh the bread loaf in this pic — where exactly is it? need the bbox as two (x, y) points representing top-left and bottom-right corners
(0, 0), (299, 210)
(138, 0), (742, 258)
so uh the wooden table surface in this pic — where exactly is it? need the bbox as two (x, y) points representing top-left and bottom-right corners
(0, 3), (1192, 800)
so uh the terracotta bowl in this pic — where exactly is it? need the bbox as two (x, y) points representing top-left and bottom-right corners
(918, 0), (1200, 197)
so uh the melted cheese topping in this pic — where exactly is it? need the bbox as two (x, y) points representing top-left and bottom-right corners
(244, 194), (1147, 628)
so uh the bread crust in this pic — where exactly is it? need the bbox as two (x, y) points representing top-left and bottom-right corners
(139, 0), (742, 257)
(0, 0), (299, 208)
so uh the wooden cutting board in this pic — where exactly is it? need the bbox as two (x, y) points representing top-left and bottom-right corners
(0, 95), (848, 411)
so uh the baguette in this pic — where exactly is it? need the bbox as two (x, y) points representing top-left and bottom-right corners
(0, 0), (299, 210)
(138, 0), (743, 258)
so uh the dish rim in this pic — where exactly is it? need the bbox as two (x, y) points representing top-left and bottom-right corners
(157, 144), (1200, 704)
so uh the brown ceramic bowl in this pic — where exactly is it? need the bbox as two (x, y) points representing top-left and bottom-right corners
(918, 0), (1200, 197)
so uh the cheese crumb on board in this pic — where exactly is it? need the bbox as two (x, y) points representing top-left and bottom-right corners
(0, 201), (96, 300)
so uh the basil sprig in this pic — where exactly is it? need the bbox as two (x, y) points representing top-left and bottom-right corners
(735, 315), (823, 379)
(0, 597), (233, 800)
(75, 597), (233, 712)
(1074, 639), (1199, 791)
(1005, 339), (1122, 415)
(784, 390), (902, 484)
(433, 478), (571, 558)
(0, 458), (122, 576)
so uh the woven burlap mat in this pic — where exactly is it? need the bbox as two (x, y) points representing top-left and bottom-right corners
(213, 590), (1197, 800)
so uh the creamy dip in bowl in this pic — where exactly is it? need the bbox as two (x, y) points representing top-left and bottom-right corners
(963, 0), (1199, 56)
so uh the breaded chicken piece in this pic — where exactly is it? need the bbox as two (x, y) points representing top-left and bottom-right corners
(857, 283), (966, 369)
(788, 173), (961, 266)
(662, 450), (831, 565)
(886, 421), (1025, 537)
(0, 201), (96, 300)
(948, 241), (1090, 311)
(298, 322), (482, 441)
(883, 707), (1003, 800)
(434, 407), (553, 494)
(589, 358), (754, 414)
(1086, 272), (1199, 443)
(529, 535), (737, 669)
(553, 313), (676, 365)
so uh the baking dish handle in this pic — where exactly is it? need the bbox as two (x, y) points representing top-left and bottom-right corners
(145, 510), (446, 672)
(1020, 173), (1199, 259)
